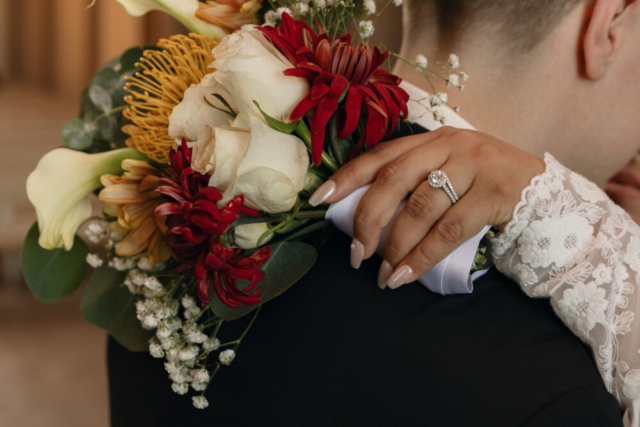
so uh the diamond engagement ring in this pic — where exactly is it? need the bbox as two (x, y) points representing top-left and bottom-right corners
(428, 170), (459, 205)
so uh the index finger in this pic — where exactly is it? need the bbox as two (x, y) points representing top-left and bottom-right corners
(308, 127), (453, 206)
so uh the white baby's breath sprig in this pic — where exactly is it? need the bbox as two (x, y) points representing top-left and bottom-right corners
(86, 253), (104, 268)
(219, 349), (236, 365)
(448, 53), (460, 69)
(192, 396), (209, 409)
(415, 54), (428, 71)
(358, 20), (375, 39)
(363, 0), (376, 15)
(446, 74), (459, 88)
(84, 220), (107, 244)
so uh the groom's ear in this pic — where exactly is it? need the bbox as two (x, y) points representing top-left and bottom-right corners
(583, 0), (636, 80)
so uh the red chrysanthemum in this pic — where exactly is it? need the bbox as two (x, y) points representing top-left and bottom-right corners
(154, 140), (270, 308)
(258, 13), (410, 166)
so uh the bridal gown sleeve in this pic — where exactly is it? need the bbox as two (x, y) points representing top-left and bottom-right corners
(491, 153), (640, 427)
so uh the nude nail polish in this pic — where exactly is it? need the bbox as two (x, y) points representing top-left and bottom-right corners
(377, 260), (393, 289)
(309, 180), (336, 207)
(350, 238), (364, 269)
(387, 265), (413, 289)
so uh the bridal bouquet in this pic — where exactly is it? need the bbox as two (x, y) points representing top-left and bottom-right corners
(22, 0), (467, 409)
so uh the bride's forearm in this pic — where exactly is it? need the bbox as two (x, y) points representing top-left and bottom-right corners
(492, 153), (640, 410)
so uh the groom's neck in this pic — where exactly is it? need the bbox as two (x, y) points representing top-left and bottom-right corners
(393, 18), (590, 179)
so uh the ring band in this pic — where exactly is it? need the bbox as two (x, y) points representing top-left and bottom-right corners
(428, 170), (459, 205)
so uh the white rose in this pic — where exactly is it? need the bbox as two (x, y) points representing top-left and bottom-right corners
(168, 73), (235, 142)
(211, 26), (310, 123)
(194, 126), (251, 190)
(201, 114), (308, 213)
(233, 223), (274, 249)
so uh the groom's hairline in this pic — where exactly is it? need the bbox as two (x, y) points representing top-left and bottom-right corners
(411, 0), (584, 52)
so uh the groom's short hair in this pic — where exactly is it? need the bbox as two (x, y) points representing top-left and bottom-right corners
(420, 0), (584, 51)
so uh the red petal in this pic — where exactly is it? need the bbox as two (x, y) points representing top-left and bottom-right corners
(339, 89), (362, 139)
(290, 94), (320, 122)
(154, 202), (182, 216)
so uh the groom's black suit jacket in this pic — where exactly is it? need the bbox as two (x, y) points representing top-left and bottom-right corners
(108, 125), (623, 427)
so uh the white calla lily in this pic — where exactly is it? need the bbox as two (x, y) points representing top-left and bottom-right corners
(26, 148), (146, 250)
(116, 0), (227, 39)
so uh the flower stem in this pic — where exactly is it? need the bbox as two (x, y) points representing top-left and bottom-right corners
(234, 209), (328, 226)
(233, 306), (261, 351)
(295, 120), (339, 173)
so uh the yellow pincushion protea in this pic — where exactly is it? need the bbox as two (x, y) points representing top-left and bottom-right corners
(122, 33), (218, 164)
(99, 159), (171, 265)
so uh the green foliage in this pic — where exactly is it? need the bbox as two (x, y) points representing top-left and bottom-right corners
(61, 118), (95, 150)
(254, 101), (298, 134)
(20, 223), (90, 303)
(210, 242), (317, 321)
(63, 45), (151, 154)
(80, 265), (152, 352)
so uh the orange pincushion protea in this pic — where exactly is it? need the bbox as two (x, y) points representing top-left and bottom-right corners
(122, 34), (217, 164)
(99, 159), (171, 265)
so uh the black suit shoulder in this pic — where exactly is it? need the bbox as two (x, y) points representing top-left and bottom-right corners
(109, 232), (621, 427)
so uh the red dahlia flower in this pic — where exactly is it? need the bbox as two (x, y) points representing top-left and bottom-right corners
(154, 141), (269, 308)
(258, 13), (410, 166)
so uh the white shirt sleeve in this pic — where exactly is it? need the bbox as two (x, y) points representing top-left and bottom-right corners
(490, 153), (640, 426)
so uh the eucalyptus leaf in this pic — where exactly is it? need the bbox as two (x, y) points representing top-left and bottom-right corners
(100, 115), (119, 142)
(91, 68), (121, 93)
(80, 265), (152, 352)
(62, 118), (94, 150)
(79, 87), (97, 117)
(119, 46), (143, 72)
(89, 84), (113, 114)
(210, 242), (317, 321)
(20, 223), (90, 303)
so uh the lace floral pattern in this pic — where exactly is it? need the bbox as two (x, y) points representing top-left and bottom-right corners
(491, 153), (640, 411)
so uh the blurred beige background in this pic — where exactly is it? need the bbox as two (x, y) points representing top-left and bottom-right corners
(0, 1), (401, 426)
(0, 2), (184, 426)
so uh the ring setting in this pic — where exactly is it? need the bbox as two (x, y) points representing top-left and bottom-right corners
(428, 170), (459, 204)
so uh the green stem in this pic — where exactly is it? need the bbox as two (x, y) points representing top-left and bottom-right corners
(295, 120), (339, 173)
(90, 105), (128, 126)
(233, 306), (262, 351)
(233, 209), (328, 226)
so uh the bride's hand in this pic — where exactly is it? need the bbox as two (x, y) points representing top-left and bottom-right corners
(309, 127), (546, 289)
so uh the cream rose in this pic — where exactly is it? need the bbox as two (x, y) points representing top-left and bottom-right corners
(192, 125), (251, 191)
(211, 26), (310, 123)
(168, 73), (235, 142)
(233, 223), (274, 249)
(191, 114), (309, 213)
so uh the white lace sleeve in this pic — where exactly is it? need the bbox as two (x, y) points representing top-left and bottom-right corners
(491, 153), (640, 423)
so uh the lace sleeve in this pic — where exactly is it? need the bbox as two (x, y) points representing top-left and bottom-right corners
(491, 153), (640, 413)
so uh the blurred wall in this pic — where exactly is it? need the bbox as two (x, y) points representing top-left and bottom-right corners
(3, 0), (185, 95)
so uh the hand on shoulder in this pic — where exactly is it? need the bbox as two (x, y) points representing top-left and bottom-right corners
(309, 126), (546, 289)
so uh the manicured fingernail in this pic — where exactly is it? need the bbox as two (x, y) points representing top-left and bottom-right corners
(309, 180), (336, 206)
(387, 265), (413, 289)
(350, 238), (364, 269)
(377, 260), (393, 289)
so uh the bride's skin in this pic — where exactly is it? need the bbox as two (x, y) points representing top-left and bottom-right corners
(606, 153), (640, 224)
(309, 0), (640, 288)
